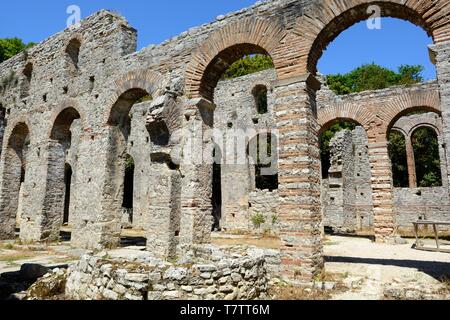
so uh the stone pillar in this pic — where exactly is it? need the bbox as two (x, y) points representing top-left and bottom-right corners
(437, 134), (448, 188)
(147, 161), (181, 259)
(272, 74), (323, 284)
(178, 99), (215, 252)
(430, 41), (450, 188)
(221, 163), (251, 231)
(367, 127), (396, 242)
(71, 130), (122, 250)
(405, 135), (417, 188)
(18, 141), (49, 243)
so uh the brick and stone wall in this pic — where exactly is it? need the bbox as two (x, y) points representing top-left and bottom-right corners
(0, 0), (447, 285)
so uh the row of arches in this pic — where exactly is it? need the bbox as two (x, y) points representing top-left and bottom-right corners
(0, 0), (446, 283)
(180, 3), (446, 283)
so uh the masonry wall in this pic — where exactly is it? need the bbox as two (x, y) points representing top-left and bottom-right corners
(0, 0), (447, 285)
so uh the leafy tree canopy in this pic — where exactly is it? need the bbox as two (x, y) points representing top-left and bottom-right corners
(326, 63), (425, 95)
(0, 38), (35, 63)
(222, 54), (274, 80)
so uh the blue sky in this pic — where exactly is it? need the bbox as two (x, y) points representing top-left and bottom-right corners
(0, 1), (436, 79)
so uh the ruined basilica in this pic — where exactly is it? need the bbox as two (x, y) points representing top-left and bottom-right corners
(0, 0), (449, 285)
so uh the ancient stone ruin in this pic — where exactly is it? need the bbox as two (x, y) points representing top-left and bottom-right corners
(0, 0), (449, 290)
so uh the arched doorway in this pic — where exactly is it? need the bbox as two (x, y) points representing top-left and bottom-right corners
(43, 107), (81, 241)
(106, 88), (150, 233)
(0, 122), (30, 239)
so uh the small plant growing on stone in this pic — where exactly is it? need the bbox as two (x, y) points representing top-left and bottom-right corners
(271, 215), (278, 225)
(251, 213), (265, 229)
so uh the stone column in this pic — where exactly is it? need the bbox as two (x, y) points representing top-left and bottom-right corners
(367, 126), (396, 242)
(178, 99), (215, 252)
(147, 161), (181, 259)
(430, 41), (450, 188)
(272, 74), (323, 284)
(18, 141), (49, 243)
(71, 130), (122, 250)
(38, 140), (67, 241)
(437, 134), (448, 188)
(405, 135), (417, 188)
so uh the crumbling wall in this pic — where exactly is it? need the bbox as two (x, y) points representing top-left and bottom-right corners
(321, 127), (373, 233)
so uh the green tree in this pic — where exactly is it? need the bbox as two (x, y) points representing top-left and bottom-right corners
(0, 38), (35, 63)
(326, 63), (425, 95)
(388, 131), (409, 187)
(222, 54), (274, 80)
(398, 64), (424, 85)
(412, 127), (442, 187)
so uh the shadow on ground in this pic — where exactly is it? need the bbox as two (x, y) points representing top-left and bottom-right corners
(325, 255), (450, 280)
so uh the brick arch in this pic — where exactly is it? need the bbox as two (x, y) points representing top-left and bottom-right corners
(185, 17), (288, 101)
(294, 0), (449, 74)
(103, 69), (168, 125)
(380, 89), (441, 134)
(318, 102), (375, 134)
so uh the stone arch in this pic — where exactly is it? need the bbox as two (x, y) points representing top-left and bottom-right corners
(295, 0), (449, 74)
(185, 17), (287, 101)
(41, 106), (82, 240)
(46, 99), (88, 138)
(0, 121), (30, 239)
(103, 69), (167, 125)
(101, 69), (167, 234)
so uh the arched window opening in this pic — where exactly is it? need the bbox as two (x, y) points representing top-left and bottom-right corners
(109, 88), (148, 140)
(66, 38), (81, 70)
(388, 130), (409, 188)
(122, 154), (134, 223)
(320, 121), (357, 179)
(252, 85), (268, 114)
(201, 44), (273, 101)
(21, 62), (33, 99)
(63, 163), (72, 225)
(212, 144), (222, 231)
(412, 127), (442, 187)
(248, 133), (278, 191)
(0, 104), (6, 154)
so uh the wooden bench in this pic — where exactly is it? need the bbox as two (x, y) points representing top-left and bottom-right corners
(412, 221), (450, 253)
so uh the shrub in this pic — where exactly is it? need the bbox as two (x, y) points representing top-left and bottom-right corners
(251, 213), (266, 229)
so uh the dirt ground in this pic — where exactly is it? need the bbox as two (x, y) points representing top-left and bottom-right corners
(323, 235), (450, 299)
(1, 233), (449, 300)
